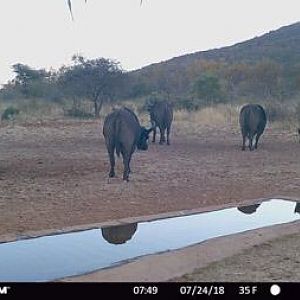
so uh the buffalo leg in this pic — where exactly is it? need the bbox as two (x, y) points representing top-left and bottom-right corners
(108, 149), (116, 177)
(122, 153), (132, 181)
(242, 135), (246, 151)
(159, 127), (166, 144)
(249, 135), (253, 151)
(166, 126), (171, 145)
(255, 133), (262, 149)
(152, 127), (157, 143)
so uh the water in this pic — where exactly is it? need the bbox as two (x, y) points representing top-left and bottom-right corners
(0, 199), (299, 282)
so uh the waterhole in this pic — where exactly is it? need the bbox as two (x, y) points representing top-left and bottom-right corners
(0, 199), (299, 281)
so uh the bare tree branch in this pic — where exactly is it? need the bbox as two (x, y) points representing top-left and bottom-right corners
(67, 1), (143, 21)
(67, 0), (87, 21)
(67, 0), (74, 21)
(67, 0), (143, 20)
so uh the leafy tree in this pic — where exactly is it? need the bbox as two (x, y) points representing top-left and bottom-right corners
(58, 55), (123, 117)
(11, 63), (50, 98)
(192, 74), (224, 105)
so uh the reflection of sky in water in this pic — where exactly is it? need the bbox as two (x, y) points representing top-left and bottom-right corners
(0, 199), (299, 282)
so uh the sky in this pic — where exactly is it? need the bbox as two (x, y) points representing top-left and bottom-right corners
(0, 0), (299, 85)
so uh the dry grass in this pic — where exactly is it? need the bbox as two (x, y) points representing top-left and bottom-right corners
(272, 119), (299, 131)
(172, 104), (240, 137)
(0, 99), (63, 124)
(101, 103), (241, 132)
(1, 99), (298, 137)
(173, 103), (299, 137)
(175, 105), (239, 125)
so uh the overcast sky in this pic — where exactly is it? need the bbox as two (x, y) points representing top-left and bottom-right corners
(0, 0), (299, 85)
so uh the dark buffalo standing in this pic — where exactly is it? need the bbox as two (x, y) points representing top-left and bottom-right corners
(148, 101), (173, 145)
(103, 107), (153, 181)
(239, 104), (267, 151)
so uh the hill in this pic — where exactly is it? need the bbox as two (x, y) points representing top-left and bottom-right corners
(163, 22), (300, 67)
(127, 22), (300, 105)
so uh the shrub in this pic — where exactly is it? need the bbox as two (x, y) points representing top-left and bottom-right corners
(0, 87), (23, 100)
(63, 107), (94, 119)
(191, 74), (226, 105)
(1, 106), (20, 121)
(174, 97), (204, 111)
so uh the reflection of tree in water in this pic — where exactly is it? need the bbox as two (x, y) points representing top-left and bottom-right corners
(294, 203), (300, 214)
(237, 203), (261, 215)
(101, 223), (138, 245)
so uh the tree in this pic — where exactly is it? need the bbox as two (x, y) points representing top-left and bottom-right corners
(192, 74), (224, 105)
(11, 63), (50, 97)
(58, 55), (123, 117)
(223, 63), (250, 99)
(251, 60), (281, 99)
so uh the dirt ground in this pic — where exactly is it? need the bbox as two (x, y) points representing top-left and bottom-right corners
(173, 232), (300, 282)
(0, 119), (299, 239)
(0, 119), (300, 282)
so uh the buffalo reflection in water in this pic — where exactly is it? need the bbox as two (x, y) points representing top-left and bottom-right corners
(101, 223), (138, 245)
(237, 203), (261, 215)
(238, 202), (300, 215)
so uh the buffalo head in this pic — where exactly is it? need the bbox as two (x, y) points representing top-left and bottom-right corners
(137, 127), (154, 150)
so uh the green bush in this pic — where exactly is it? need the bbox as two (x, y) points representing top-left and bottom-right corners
(191, 74), (225, 105)
(1, 106), (20, 121)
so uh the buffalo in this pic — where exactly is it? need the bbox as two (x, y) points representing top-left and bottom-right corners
(103, 107), (153, 181)
(239, 104), (267, 151)
(148, 101), (173, 145)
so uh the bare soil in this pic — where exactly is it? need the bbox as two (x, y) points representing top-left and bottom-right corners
(173, 232), (300, 282)
(0, 119), (299, 239)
